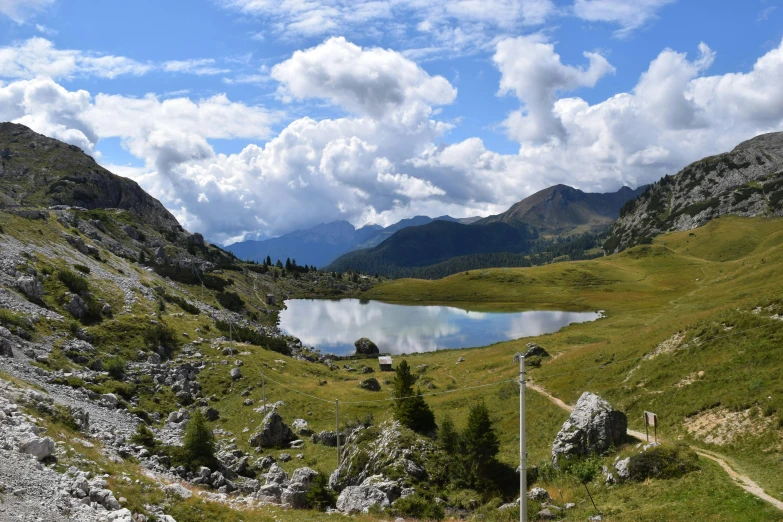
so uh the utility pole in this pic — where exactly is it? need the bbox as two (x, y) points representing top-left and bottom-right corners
(520, 355), (527, 522)
(336, 399), (341, 466)
(262, 371), (266, 415)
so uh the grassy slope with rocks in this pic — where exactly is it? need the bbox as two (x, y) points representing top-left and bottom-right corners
(367, 215), (783, 520)
(1, 202), (782, 520)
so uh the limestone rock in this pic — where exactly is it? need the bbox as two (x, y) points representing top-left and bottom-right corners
(230, 367), (242, 381)
(19, 436), (54, 461)
(354, 337), (379, 355)
(291, 418), (312, 436)
(527, 487), (550, 502)
(64, 293), (88, 319)
(16, 276), (43, 300)
(249, 411), (297, 448)
(336, 478), (392, 514)
(552, 392), (627, 467)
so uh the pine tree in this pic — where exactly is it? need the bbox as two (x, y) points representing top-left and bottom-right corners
(438, 414), (459, 454)
(391, 361), (436, 434)
(266, 255), (272, 266)
(182, 408), (217, 470)
(460, 401), (499, 485)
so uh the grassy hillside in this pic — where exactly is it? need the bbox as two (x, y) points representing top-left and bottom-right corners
(367, 216), (783, 511)
(2, 200), (783, 520)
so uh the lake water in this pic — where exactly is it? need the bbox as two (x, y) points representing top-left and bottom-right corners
(278, 299), (601, 356)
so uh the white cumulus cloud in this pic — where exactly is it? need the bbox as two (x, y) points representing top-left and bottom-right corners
(0, 0), (54, 23)
(271, 37), (456, 119)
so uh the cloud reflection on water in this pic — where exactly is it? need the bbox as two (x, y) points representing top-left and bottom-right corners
(279, 299), (600, 356)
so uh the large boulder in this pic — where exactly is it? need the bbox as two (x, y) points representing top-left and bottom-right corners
(0, 327), (13, 357)
(64, 293), (88, 319)
(359, 378), (381, 392)
(354, 338), (379, 355)
(16, 276), (43, 301)
(329, 421), (430, 492)
(281, 469), (319, 510)
(552, 392), (627, 467)
(336, 475), (395, 514)
(311, 430), (341, 447)
(250, 411), (297, 448)
(19, 436), (54, 461)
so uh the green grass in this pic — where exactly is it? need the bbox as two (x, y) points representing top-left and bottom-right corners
(4, 208), (783, 520)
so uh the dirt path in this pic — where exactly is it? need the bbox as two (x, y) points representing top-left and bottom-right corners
(527, 380), (783, 512)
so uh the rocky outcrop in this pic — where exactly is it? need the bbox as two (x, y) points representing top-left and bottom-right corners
(605, 131), (783, 253)
(311, 430), (342, 447)
(336, 474), (400, 513)
(552, 392), (627, 467)
(249, 411), (297, 448)
(329, 421), (431, 492)
(354, 337), (379, 355)
(0, 122), (180, 230)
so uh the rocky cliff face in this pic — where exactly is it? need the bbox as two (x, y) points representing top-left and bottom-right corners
(605, 132), (783, 253)
(0, 122), (180, 231)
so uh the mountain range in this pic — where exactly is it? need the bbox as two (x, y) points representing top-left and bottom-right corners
(325, 184), (645, 277)
(226, 215), (480, 268)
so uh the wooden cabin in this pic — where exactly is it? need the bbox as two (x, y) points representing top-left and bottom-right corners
(378, 356), (393, 372)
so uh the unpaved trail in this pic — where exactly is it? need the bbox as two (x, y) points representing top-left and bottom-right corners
(527, 380), (783, 512)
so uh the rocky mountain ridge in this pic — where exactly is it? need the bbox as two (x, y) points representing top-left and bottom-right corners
(0, 123), (180, 231)
(605, 131), (783, 252)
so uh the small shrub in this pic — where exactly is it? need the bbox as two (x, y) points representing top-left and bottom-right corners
(391, 494), (445, 521)
(57, 269), (89, 294)
(104, 356), (127, 380)
(216, 291), (244, 312)
(130, 423), (158, 450)
(626, 444), (699, 480)
(305, 474), (336, 511)
(73, 263), (91, 274)
(143, 321), (179, 356)
(181, 409), (217, 470)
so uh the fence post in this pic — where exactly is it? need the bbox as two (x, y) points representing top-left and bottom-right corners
(336, 399), (341, 466)
(520, 355), (526, 522)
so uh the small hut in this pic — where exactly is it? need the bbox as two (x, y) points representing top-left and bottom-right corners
(266, 294), (276, 306)
(378, 356), (393, 372)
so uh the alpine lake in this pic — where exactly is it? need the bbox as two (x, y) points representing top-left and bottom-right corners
(278, 299), (602, 356)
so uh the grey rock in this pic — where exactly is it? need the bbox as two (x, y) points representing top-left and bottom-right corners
(527, 487), (550, 502)
(279, 453), (292, 462)
(281, 481), (309, 508)
(249, 411), (297, 448)
(354, 337), (379, 355)
(311, 430), (341, 447)
(537, 508), (557, 520)
(230, 367), (242, 381)
(264, 463), (289, 486)
(64, 293), (88, 319)
(359, 377), (381, 392)
(202, 407), (219, 421)
(552, 392), (627, 468)
(336, 482), (391, 514)
(16, 276), (43, 300)
(19, 436), (54, 461)
(615, 457), (631, 481)
(291, 467), (319, 489)
(291, 418), (312, 436)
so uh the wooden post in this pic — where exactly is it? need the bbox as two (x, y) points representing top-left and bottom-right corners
(520, 355), (526, 522)
(336, 399), (341, 466)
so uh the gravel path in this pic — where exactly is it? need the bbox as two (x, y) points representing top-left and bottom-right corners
(527, 379), (783, 512)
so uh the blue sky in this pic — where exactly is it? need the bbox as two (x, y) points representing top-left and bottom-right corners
(1, 0), (782, 243)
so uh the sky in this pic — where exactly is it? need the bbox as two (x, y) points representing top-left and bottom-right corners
(1, 0), (782, 245)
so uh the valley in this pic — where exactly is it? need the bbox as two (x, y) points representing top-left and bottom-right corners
(1, 124), (783, 521)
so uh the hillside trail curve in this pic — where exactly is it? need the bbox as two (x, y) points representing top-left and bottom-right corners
(526, 380), (783, 512)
